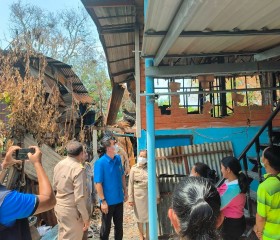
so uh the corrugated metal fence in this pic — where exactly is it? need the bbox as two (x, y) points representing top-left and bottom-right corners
(156, 141), (234, 238)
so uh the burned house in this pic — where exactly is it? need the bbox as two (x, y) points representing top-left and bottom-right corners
(82, 0), (280, 238)
(0, 53), (94, 227)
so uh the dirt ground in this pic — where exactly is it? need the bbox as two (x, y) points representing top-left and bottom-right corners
(88, 202), (258, 240)
(88, 202), (139, 240)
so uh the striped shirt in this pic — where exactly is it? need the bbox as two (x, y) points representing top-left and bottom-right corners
(257, 173), (280, 240)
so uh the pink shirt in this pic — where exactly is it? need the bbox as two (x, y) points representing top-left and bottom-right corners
(217, 180), (246, 218)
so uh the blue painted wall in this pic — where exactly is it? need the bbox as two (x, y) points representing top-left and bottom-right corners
(138, 126), (268, 191)
(138, 126), (268, 158)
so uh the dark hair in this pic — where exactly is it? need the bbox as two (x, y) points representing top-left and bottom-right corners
(221, 156), (249, 193)
(171, 177), (221, 240)
(97, 134), (117, 157)
(66, 140), (83, 157)
(139, 149), (147, 154)
(263, 146), (280, 171)
(193, 162), (217, 183)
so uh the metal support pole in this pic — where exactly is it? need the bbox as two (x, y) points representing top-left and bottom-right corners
(135, 26), (141, 139)
(135, 25), (141, 156)
(146, 58), (158, 240)
(144, 1), (158, 238)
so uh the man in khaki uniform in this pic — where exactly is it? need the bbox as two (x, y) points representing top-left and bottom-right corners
(53, 140), (90, 240)
(128, 150), (160, 240)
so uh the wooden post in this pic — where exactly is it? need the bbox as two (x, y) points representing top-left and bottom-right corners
(92, 128), (98, 162)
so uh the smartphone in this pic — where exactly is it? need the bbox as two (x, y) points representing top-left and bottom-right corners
(15, 148), (35, 160)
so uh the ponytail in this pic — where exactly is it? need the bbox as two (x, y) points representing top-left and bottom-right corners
(207, 169), (217, 183)
(193, 162), (217, 183)
(186, 198), (215, 239)
(238, 171), (249, 193)
(172, 177), (221, 240)
(221, 156), (249, 193)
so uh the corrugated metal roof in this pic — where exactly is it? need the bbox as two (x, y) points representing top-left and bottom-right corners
(82, 2), (137, 84)
(143, 0), (280, 58)
(45, 57), (93, 104)
(82, 0), (280, 121)
(81, 0), (141, 124)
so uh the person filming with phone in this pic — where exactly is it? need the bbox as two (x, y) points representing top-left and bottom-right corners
(0, 145), (56, 240)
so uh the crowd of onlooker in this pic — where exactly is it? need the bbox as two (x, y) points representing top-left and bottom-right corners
(0, 135), (279, 240)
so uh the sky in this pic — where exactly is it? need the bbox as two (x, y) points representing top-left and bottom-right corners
(0, 0), (99, 49)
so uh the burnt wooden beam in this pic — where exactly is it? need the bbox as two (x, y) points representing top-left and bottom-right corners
(106, 84), (125, 125)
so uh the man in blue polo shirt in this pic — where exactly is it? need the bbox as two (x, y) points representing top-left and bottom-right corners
(94, 135), (128, 240)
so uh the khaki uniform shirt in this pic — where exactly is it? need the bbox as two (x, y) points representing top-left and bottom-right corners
(128, 163), (160, 222)
(53, 156), (89, 222)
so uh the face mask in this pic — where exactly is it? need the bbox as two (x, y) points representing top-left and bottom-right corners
(261, 161), (265, 168)
(138, 157), (147, 165)
(189, 173), (194, 177)
(113, 144), (119, 154)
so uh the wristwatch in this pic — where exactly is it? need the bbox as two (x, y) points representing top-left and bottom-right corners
(101, 198), (106, 203)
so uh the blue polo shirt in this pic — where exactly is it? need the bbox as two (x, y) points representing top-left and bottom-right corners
(0, 190), (38, 227)
(94, 154), (124, 205)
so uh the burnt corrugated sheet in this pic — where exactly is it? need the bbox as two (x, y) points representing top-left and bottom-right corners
(156, 141), (234, 237)
(23, 134), (62, 184)
(45, 57), (92, 104)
